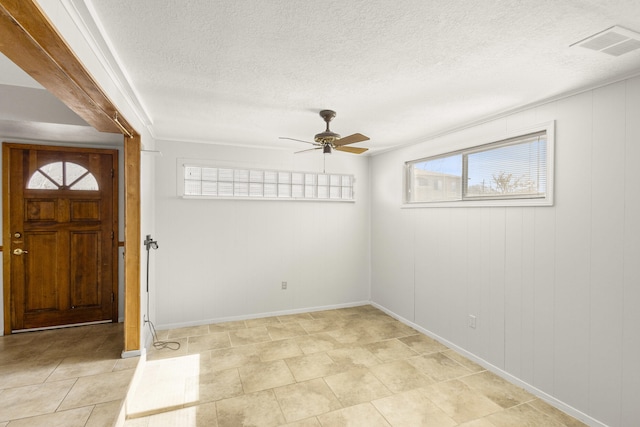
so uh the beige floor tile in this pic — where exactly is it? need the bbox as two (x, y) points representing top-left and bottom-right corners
(3, 406), (93, 427)
(266, 322), (308, 340)
(186, 368), (243, 403)
(441, 349), (486, 372)
(187, 332), (231, 353)
(208, 320), (247, 333)
(228, 326), (272, 346)
(0, 359), (59, 389)
(369, 360), (434, 393)
(0, 378), (75, 422)
(368, 321), (418, 341)
(127, 355), (202, 416)
(460, 370), (535, 409)
(123, 417), (149, 426)
(146, 401), (218, 427)
(85, 400), (123, 427)
(207, 345), (261, 371)
(317, 402), (391, 427)
(281, 417), (321, 426)
(167, 324), (209, 339)
(114, 356), (141, 372)
(238, 359), (295, 393)
(274, 378), (342, 422)
(285, 352), (343, 382)
(398, 334), (448, 355)
(256, 339), (303, 362)
(59, 369), (136, 411)
(408, 352), (472, 382)
(327, 345), (380, 369)
(528, 399), (590, 427)
(245, 316), (281, 328)
(421, 379), (503, 423)
(456, 419), (498, 427)
(47, 355), (118, 382)
(323, 367), (392, 406)
(486, 402), (566, 427)
(216, 390), (285, 427)
(327, 327), (377, 346)
(277, 313), (314, 323)
(372, 388), (457, 427)
(365, 339), (418, 362)
(308, 309), (343, 320)
(295, 333), (342, 354)
(298, 318), (344, 334)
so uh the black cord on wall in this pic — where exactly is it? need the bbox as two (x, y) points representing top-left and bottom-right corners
(144, 235), (180, 351)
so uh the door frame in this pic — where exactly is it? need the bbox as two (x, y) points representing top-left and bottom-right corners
(0, 0), (141, 352)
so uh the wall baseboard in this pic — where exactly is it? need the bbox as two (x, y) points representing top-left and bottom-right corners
(154, 300), (371, 332)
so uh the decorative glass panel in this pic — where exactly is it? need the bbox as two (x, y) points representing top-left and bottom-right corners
(202, 167), (217, 181)
(71, 174), (99, 191)
(202, 181), (217, 196)
(28, 171), (59, 190)
(234, 182), (249, 196)
(182, 165), (354, 201)
(27, 161), (99, 191)
(292, 184), (304, 198)
(264, 183), (277, 197)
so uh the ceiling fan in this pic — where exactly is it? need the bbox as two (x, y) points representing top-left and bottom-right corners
(280, 110), (370, 154)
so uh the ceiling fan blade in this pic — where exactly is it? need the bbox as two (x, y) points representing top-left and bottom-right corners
(334, 133), (369, 146)
(335, 146), (368, 154)
(279, 137), (319, 146)
(295, 147), (322, 154)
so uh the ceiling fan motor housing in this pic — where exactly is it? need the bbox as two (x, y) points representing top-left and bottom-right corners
(315, 109), (340, 143)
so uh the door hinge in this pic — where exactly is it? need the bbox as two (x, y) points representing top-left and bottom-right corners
(111, 292), (115, 302)
(111, 231), (115, 240)
(111, 168), (115, 178)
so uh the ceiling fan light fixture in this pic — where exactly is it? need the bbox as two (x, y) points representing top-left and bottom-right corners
(323, 145), (332, 154)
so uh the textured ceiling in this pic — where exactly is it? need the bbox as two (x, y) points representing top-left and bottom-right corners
(11, 1), (640, 152)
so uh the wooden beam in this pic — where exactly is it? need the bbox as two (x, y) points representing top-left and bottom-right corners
(124, 135), (141, 352)
(0, 0), (135, 135)
(0, 0), (141, 351)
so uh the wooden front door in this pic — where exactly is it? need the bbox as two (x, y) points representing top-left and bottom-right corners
(3, 143), (118, 331)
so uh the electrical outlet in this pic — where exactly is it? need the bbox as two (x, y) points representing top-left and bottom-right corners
(468, 314), (477, 329)
(281, 281), (287, 290)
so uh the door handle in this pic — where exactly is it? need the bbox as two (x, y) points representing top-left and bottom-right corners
(12, 248), (28, 255)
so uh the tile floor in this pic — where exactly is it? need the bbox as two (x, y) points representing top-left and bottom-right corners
(0, 322), (138, 427)
(125, 305), (588, 427)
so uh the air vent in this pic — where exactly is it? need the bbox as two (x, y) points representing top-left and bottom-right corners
(572, 26), (640, 56)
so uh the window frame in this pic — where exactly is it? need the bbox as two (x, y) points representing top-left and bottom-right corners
(403, 121), (555, 208)
(177, 160), (356, 202)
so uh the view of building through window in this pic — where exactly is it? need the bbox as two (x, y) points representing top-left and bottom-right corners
(406, 130), (548, 204)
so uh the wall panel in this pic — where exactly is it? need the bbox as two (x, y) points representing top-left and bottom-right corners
(370, 76), (640, 427)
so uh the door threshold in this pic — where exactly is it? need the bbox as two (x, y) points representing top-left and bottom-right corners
(12, 320), (113, 333)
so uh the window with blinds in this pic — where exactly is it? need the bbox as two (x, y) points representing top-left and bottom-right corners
(182, 165), (355, 201)
(405, 126), (553, 206)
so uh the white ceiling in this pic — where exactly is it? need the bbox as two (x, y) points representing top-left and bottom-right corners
(3, 1), (640, 152)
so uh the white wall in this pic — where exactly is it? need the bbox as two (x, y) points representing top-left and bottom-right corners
(370, 76), (640, 427)
(152, 141), (370, 328)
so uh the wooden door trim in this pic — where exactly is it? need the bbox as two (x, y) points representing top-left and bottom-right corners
(0, 0), (141, 352)
(3, 143), (119, 330)
(2, 144), (11, 334)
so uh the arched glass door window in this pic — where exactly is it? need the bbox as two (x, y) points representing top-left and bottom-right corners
(27, 161), (99, 191)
